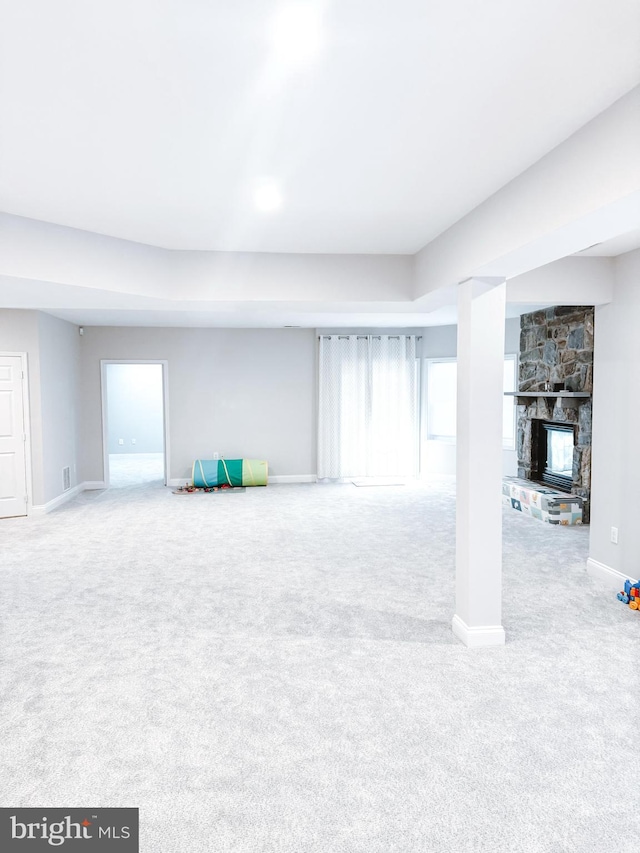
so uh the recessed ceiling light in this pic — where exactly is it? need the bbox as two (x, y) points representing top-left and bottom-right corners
(269, 4), (324, 68)
(254, 179), (283, 213)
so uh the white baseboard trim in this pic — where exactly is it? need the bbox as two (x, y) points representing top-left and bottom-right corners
(30, 483), (84, 516)
(168, 475), (317, 487)
(586, 557), (633, 589)
(269, 474), (316, 484)
(30, 481), (107, 515)
(452, 615), (506, 648)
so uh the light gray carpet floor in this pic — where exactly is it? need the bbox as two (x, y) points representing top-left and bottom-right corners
(108, 452), (165, 487)
(1, 480), (638, 852)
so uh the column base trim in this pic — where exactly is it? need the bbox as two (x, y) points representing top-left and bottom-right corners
(452, 615), (506, 648)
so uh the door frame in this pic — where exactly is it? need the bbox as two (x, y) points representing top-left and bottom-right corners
(100, 359), (170, 487)
(0, 351), (34, 514)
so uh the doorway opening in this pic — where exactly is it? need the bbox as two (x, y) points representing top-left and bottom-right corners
(101, 361), (169, 488)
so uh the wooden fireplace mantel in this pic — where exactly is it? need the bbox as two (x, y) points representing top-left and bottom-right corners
(504, 391), (591, 409)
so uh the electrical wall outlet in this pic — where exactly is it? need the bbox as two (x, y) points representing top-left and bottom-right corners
(611, 526), (619, 544)
(118, 438), (124, 445)
(131, 438), (136, 444)
(213, 451), (219, 460)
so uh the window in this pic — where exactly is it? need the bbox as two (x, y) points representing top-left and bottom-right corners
(426, 359), (457, 441)
(502, 354), (517, 450)
(426, 354), (517, 447)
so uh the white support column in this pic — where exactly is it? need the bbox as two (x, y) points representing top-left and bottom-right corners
(453, 277), (507, 647)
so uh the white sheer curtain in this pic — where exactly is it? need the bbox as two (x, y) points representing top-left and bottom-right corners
(317, 335), (419, 479)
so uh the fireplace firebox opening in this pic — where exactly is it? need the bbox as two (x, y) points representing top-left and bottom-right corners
(532, 421), (575, 493)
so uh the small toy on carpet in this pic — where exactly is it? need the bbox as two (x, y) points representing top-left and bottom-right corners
(616, 578), (640, 611)
(173, 483), (245, 495)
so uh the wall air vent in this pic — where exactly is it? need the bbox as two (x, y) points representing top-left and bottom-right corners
(62, 466), (71, 492)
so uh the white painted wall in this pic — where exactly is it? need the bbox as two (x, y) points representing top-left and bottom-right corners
(37, 312), (81, 503)
(106, 364), (164, 454)
(590, 248), (640, 580)
(420, 318), (520, 477)
(0, 308), (80, 506)
(79, 327), (316, 482)
(421, 320), (522, 357)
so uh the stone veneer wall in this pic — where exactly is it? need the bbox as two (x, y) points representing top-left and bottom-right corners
(517, 306), (593, 521)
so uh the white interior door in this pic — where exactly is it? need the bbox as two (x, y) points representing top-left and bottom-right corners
(0, 356), (28, 519)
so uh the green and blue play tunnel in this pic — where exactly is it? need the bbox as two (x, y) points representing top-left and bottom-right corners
(192, 459), (268, 488)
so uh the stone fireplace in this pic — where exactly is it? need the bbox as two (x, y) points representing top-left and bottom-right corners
(516, 306), (593, 521)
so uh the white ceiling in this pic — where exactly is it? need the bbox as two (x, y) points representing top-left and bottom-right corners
(1, 0), (639, 254)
